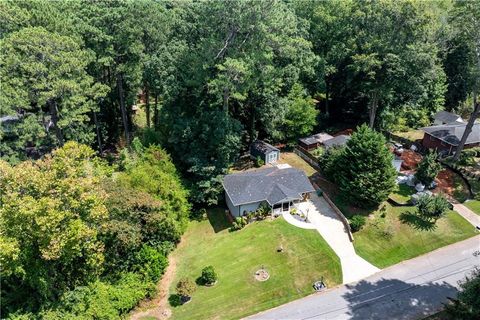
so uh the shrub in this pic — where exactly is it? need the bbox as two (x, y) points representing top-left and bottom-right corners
(133, 245), (168, 282)
(416, 194), (450, 222)
(444, 267), (480, 319)
(255, 156), (265, 167)
(176, 278), (196, 300)
(318, 147), (344, 182)
(41, 273), (155, 320)
(349, 215), (366, 232)
(200, 266), (218, 285)
(415, 152), (442, 185)
(230, 216), (247, 231)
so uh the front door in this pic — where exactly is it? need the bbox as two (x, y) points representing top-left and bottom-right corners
(282, 202), (289, 211)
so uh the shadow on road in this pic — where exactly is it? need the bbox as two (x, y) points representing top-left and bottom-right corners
(342, 278), (457, 320)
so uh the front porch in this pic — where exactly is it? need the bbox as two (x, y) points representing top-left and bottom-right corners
(271, 193), (312, 218)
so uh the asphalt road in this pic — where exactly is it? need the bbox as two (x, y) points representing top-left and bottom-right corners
(246, 235), (480, 320)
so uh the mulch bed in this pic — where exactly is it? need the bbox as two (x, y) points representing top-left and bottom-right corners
(333, 128), (354, 136)
(400, 150), (423, 171)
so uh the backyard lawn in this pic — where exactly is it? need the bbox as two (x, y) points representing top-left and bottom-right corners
(277, 152), (317, 177)
(465, 200), (480, 215)
(169, 209), (341, 320)
(352, 203), (477, 268)
(392, 129), (424, 142)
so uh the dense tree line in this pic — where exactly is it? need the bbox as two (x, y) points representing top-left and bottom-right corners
(1, 0), (478, 204)
(0, 141), (190, 318)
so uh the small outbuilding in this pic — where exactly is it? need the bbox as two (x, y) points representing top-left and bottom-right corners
(298, 133), (334, 151)
(323, 135), (351, 149)
(250, 140), (280, 164)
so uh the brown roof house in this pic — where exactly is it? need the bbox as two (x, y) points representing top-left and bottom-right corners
(421, 122), (480, 154)
(298, 133), (334, 151)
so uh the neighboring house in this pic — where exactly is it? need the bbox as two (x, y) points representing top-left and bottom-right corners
(433, 111), (464, 125)
(0, 115), (20, 134)
(421, 122), (480, 154)
(323, 135), (351, 149)
(250, 140), (280, 164)
(298, 133), (334, 151)
(223, 165), (315, 217)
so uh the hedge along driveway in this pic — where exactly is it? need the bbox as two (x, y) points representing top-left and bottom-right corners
(352, 203), (477, 268)
(169, 209), (341, 320)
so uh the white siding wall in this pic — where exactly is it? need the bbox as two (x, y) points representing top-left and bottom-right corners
(225, 191), (239, 216)
(238, 201), (262, 216)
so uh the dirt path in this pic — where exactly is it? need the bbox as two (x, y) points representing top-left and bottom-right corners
(129, 256), (177, 320)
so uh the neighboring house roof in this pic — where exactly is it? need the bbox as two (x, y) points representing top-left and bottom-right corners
(250, 140), (279, 155)
(299, 133), (334, 146)
(0, 115), (19, 123)
(324, 135), (351, 148)
(223, 166), (315, 206)
(421, 123), (480, 146)
(433, 111), (463, 124)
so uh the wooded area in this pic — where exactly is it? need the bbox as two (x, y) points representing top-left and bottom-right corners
(1, 0), (479, 206)
(1, 1), (479, 319)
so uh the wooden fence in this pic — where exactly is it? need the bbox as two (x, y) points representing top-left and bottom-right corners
(294, 146), (321, 171)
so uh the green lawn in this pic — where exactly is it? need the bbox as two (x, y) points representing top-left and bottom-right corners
(392, 129), (424, 142)
(465, 200), (480, 215)
(169, 209), (341, 320)
(389, 184), (415, 204)
(353, 203), (477, 268)
(277, 152), (317, 177)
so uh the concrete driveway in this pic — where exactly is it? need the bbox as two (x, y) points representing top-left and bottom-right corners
(296, 193), (380, 284)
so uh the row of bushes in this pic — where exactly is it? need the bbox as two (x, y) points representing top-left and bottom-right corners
(230, 204), (271, 231)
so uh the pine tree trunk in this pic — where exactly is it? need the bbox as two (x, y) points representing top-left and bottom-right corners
(117, 73), (130, 144)
(154, 94), (159, 129)
(325, 80), (330, 118)
(369, 91), (379, 129)
(93, 110), (103, 153)
(453, 94), (479, 161)
(145, 84), (150, 128)
(48, 99), (64, 146)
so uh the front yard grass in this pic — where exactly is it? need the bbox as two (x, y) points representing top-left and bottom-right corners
(465, 200), (480, 215)
(390, 184), (415, 204)
(352, 203), (477, 268)
(169, 209), (341, 320)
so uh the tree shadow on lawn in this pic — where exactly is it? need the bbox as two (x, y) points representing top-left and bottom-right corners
(400, 212), (437, 231)
(343, 278), (457, 320)
(207, 208), (232, 233)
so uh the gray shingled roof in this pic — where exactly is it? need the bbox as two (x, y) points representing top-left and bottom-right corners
(299, 133), (334, 146)
(324, 135), (351, 148)
(433, 111), (463, 124)
(223, 166), (315, 206)
(421, 123), (480, 146)
(250, 140), (279, 155)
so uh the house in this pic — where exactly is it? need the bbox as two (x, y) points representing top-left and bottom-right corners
(433, 111), (464, 125)
(323, 135), (351, 149)
(250, 140), (280, 164)
(298, 133), (334, 151)
(223, 165), (315, 217)
(421, 122), (480, 154)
